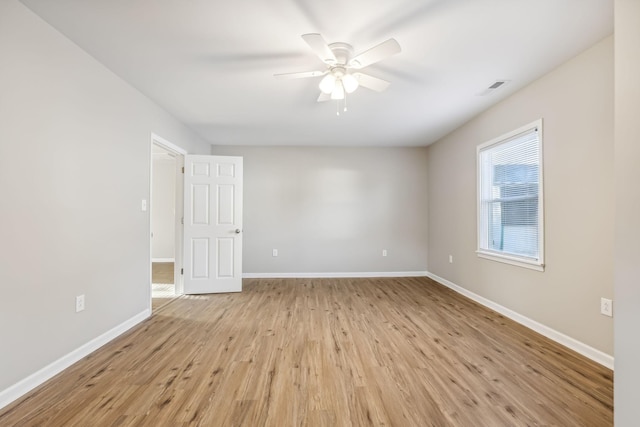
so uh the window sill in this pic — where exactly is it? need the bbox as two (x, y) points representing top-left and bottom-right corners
(476, 251), (544, 272)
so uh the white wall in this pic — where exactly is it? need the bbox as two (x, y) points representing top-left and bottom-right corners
(0, 0), (210, 401)
(211, 146), (429, 275)
(426, 37), (614, 356)
(614, 0), (640, 424)
(152, 156), (176, 261)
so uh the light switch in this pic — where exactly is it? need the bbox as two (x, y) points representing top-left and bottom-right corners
(141, 199), (147, 211)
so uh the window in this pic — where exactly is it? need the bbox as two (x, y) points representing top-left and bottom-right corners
(477, 120), (544, 271)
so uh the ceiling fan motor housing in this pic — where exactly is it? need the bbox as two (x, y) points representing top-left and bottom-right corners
(328, 42), (355, 66)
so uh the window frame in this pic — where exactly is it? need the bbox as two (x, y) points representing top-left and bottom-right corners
(476, 119), (545, 272)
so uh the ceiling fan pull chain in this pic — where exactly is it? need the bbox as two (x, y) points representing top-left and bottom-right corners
(336, 100), (340, 116)
(344, 93), (348, 112)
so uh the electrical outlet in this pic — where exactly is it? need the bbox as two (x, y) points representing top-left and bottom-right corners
(449, 255), (453, 263)
(600, 298), (613, 317)
(382, 249), (387, 257)
(76, 295), (85, 313)
(272, 249), (278, 257)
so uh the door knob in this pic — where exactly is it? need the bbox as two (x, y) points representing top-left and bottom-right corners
(235, 229), (241, 234)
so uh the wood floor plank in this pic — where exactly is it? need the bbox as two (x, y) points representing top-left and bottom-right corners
(0, 277), (613, 426)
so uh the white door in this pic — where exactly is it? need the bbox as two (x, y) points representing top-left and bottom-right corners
(183, 155), (243, 294)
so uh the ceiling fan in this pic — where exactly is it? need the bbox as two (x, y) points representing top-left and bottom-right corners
(274, 33), (401, 104)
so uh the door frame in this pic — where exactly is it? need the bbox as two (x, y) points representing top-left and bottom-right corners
(150, 133), (187, 308)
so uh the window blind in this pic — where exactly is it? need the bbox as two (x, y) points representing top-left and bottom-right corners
(478, 125), (542, 264)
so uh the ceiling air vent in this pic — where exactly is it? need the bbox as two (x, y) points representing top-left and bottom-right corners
(478, 80), (510, 96)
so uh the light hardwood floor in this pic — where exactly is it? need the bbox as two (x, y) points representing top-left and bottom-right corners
(152, 262), (175, 311)
(0, 277), (613, 426)
(152, 262), (174, 285)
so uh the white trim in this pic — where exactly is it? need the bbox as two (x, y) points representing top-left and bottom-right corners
(243, 271), (428, 279)
(151, 133), (187, 155)
(476, 119), (542, 151)
(476, 251), (544, 272)
(426, 272), (614, 370)
(152, 257), (175, 263)
(174, 155), (185, 296)
(0, 309), (150, 410)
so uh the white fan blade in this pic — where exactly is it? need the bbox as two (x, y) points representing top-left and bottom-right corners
(301, 33), (337, 64)
(354, 73), (391, 92)
(274, 70), (326, 79)
(317, 92), (331, 102)
(350, 38), (401, 69)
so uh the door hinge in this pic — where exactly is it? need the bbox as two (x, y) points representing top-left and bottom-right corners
(182, 166), (184, 173)
(181, 217), (184, 225)
(181, 268), (184, 275)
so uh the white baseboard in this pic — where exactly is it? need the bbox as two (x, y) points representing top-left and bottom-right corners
(425, 272), (614, 370)
(152, 258), (175, 263)
(0, 309), (150, 410)
(243, 271), (429, 279)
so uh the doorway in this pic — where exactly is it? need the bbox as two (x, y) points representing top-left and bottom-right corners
(150, 134), (186, 311)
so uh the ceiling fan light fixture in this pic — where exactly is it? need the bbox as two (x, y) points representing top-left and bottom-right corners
(319, 74), (336, 94)
(331, 80), (345, 100)
(277, 33), (400, 108)
(342, 73), (359, 93)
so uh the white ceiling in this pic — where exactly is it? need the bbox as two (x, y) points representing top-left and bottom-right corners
(21, 0), (612, 147)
